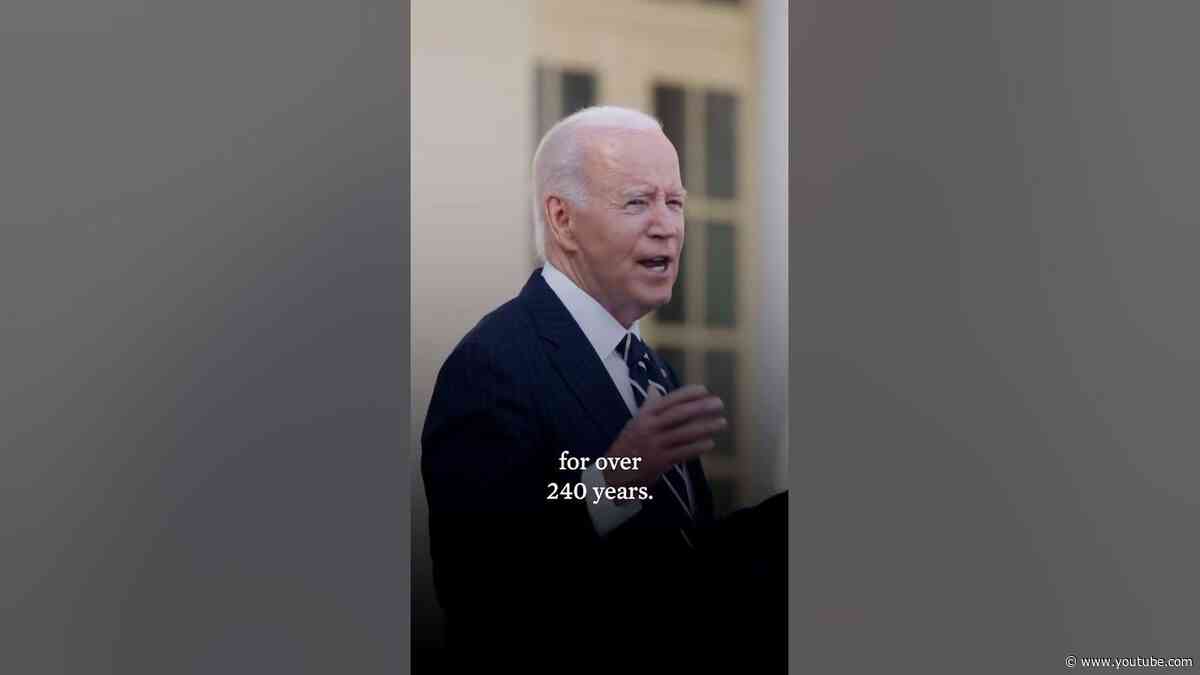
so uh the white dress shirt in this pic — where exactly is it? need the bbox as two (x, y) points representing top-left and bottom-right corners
(541, 261), (693, 537)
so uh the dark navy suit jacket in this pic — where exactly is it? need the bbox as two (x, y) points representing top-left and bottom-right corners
(420, 268), (719, 660)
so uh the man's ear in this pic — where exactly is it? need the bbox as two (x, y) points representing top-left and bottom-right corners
(545, 195), (579, 253)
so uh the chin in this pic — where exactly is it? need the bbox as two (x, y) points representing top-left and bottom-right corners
(627, 282), (674, 318)
(638, 292), (672, 313)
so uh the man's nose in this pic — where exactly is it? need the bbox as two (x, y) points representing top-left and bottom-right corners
(646, 203), (680, 240)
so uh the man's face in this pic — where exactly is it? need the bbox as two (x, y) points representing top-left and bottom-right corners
(567, 128), (686, 327)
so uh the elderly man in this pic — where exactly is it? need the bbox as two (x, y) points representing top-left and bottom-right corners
(420, 106), (734, 667)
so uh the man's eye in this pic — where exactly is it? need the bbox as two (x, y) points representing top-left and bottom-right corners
(668, 200), (684, 208)
(626, 199), (646, 207)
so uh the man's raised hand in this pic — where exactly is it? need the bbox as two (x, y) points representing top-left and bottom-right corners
(601, 384), (726, 489)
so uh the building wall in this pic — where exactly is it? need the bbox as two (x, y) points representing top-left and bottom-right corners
(410, 0), (534, 648)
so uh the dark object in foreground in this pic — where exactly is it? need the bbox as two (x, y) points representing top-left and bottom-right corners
(698, 490), (788, 668)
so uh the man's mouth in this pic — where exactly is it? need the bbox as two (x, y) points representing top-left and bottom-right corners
(637, 256), (672, 273)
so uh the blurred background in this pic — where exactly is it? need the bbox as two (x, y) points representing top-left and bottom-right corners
(411, 0), (788, 656)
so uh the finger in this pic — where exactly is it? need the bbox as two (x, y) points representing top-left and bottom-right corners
(663, 438), (716, 464)
(642, 384), (710, 415)
(659, 416), (727, 449)
(651, 395), (724, 431)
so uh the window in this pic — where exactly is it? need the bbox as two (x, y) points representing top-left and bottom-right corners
(649, 81), (747, 503)
(534, 65), (598, 150)
(704, 91), (738, 199)
(704, 350), (737, 457)
(705, 221), (736, 327)
(654, 84), (689, 190)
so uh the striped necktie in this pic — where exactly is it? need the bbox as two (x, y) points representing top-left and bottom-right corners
(621, 333), (694, 521)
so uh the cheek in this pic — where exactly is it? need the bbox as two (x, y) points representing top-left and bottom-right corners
(599, 229), (640, 262)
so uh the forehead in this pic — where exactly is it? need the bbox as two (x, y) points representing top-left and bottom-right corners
(581, 128), (683, 192)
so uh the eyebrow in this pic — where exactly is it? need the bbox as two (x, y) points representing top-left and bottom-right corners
(620, 187), (688, 200)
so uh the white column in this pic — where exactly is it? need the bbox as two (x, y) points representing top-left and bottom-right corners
(753, 0), (789, 500)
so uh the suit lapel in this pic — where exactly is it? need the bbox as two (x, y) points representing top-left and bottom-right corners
(519, 270), (632, 457)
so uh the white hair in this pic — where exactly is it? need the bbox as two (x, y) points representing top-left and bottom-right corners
(531, 106), (663, 262)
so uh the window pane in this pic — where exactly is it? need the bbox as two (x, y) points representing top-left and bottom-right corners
(656, 346), (687, 386)
(561, 70), (595, 116)
(705, 221), (736, 327)
(704, 350), (737, 457)
(655, 241), (686, 322)
(654, 84), (688, 189)
(704, 91), (737, 198)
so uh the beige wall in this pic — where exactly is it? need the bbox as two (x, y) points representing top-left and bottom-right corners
(410, 0), (534, 645)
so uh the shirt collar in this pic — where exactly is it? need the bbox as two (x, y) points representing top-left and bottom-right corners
(541, 261), (641, 361)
